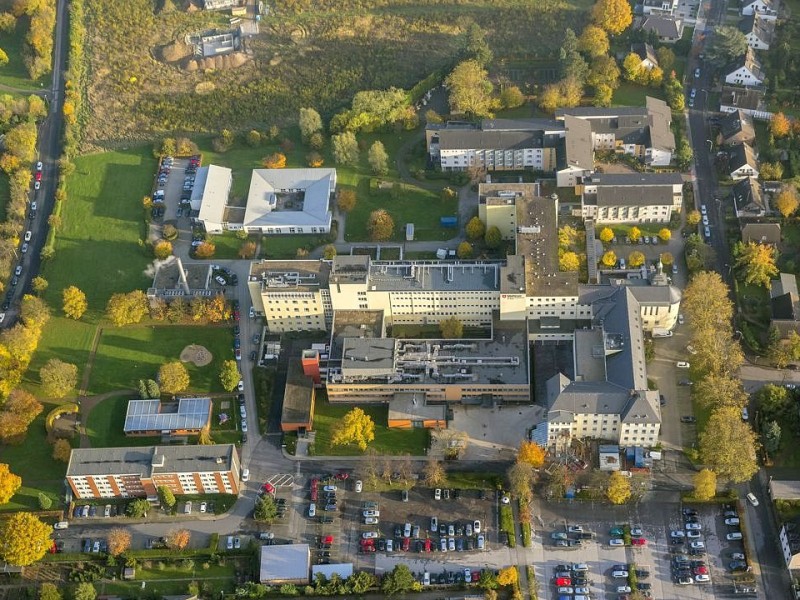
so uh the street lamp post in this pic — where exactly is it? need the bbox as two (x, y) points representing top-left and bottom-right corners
(706, 139), (713, 153)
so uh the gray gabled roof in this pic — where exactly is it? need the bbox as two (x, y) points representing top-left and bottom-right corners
(738, 13), (775, 43)
(563, 115), (594, 170)
(720, 109), (756, 143)
(637, 15), (683, 38)
(438, 129), (546, 151)
(725, 47), (764, 81)
(729, 143), (759, 172)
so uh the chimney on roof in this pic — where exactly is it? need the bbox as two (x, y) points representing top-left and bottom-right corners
(301, 349), (321, 384)
(151, 452), (165, 468)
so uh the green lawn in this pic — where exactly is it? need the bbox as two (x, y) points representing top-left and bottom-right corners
(612, 82), (665, 107)
(0, 18), (50, 90)
(43, 148), (157, 315)
(347, 179), (457, 242)
(0, 402), (68, 510)
(23, 317), (98, 395)
(87, 325), (235, 395)
(262, 234), (332, 259)
(211, 396), (243, 445)
(312, 398), (429, 456)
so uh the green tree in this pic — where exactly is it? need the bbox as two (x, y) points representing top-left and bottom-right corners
(735, 241), (778, 288)
(699, 407), (758, 483)
(706, 26), (748, 65)
(381, 564), (420, 596)
(4, 122), (37, 162)
(246, 130), (262, 147)
(591, 0), (633, 34)
(39, 583), (62, 600)
(692, 469), (717, 500)
(578, 25), (610, 57)
(126, 499), (150, 518)
(254, 495), (279, 522)
(298, 107), (323, 142)
(331, 132), (359, 166)
(439, 317), (464, 339)
(367, 141), (389, 175)
(445, 60), (494, 118)
(331, 407), (375, 451)
(499, 85), (524, 109)
(675, 138), (693, 170)
(159, 361), (190, 395)
(757, 383), (792, 420)
(507, 461), (535, 502)
(39, 359), (78, 398)
(0, 513), (51, 566)
(485, 226), (503, 249)
(322, 244), (337, 260)
(599, 227), (614, 243)
(457, 241), (473, 259)
(464, 23), (493, 66)
(37, 492), (51, 509)
(559, 29), (589, 82)
(158, 485), (176, 509)
(367, 209), (394, 241)
(656, 47), (676, 71)
(72, 583), (96, 600)
(219, 360), (240, 393)
(605, 471), (631, 504)
(763, 420), (782, 454)
(62, 286), (87, 320)
(52, 439), (71, 462)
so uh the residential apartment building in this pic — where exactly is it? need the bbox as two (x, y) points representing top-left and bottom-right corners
(66, 445), (240, 500)
(580, 173), (683, 223)
(425, 119), (563, 172)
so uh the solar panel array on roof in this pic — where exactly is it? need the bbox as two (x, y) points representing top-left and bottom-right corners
(123, 398), (211, 433)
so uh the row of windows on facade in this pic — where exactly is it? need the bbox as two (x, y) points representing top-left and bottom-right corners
(264, 227), (324, 234)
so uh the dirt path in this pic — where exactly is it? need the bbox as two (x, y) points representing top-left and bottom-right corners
(78, 326), (102, 396)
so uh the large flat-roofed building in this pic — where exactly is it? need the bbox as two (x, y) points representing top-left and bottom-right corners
(259, 544), (310, 584)
(123, 398), (212, 436)
(580, 173), (684, 223)
(248, 260), (331, 332)
(280, 359), (316, 432)
(326, 321), (530, 403)
(426, 119), (563, 172)
(243, 169), (336, 235)
(66, 445), (240, 500)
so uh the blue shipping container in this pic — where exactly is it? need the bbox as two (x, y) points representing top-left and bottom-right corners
(440, 216), (458, 228)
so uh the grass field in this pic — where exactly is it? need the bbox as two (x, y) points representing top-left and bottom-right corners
(87, 325), (235, 395)
(312, 398), (429, 456)
(0, 402), (68, 511)
(612, 82), (666, 107)
(42, 148), (156, 315)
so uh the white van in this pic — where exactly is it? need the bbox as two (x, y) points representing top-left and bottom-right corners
(184, 501), (192, 514)
(53, 521), (69, 530)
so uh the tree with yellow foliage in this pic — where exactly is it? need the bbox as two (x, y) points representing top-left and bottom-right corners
(107, 528), (132, 556)
(262, 153), (287, 169)
(591, 0), (633, 35)
(559, 251), (581, 272)
(599, 227), (614, 243)
(0, 463), (21, 504)
(166, 529), (191, 550)
(62, 286), (87, 320)
(628, 251), (645, 267)
(0, 512), (51, 566)
(775, 187), (800, 218)
(628, 226), (642, 242)
(601, 250), (617, 267)
(52, 438), (71, 463)
(106, 290), (149, 327)
(517, 440), (546, 467)
(735, 241), (778, 288)
(158, 361), (190, 395)
(578, 25), (610, 57)
(331, 407), (375, 451)
(693, 468), (717, 500)
(497, 566), (518, 587)
(770, 112), (791, 138)
(658, 228), (671, 242)
(606, 471), (632, 504)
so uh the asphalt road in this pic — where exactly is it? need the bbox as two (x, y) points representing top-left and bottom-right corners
(2, 0), (68, 327)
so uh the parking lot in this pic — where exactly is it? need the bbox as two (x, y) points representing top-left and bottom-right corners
(533, 499), (757, 599)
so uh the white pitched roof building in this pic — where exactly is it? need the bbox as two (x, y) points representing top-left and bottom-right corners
(243, 168), (336, 234)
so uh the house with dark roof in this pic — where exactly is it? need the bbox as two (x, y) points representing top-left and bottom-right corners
(729, 143), (760, 180)
(557, 116), (595, 186)
(580, 172), (684, 223)
(770, 273), (800, 337)
(635, 15), (684, 42)
(632, 43), (659, 70)
(741, 222), (781, 244)
(719, 86), (765, 116)
(530, 286), (662, 450)
(741, 0), (778, 20)
(739, 14), (775, 50)
(719, 109), (756, 145)
(724, 47), (765, 87)
(731, 177), (766, 216)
